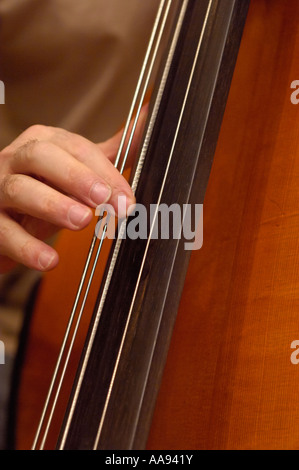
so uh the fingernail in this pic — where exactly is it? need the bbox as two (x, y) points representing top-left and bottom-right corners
(68, 205), (91, 228)
(38, 251), (56, 270)
(90, 182), (112, 206)
(112, 192), (136, 219)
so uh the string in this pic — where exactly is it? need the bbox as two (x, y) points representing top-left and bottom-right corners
(32, 0), (173, 450)
(58, 0), (191, 450)
(93, 0), (214, 449)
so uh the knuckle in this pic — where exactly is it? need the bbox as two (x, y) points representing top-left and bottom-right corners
(14, 139), (53, 167)
(76, 141), (93, 162)
(19, 239), (34, 262)
(69, 139), (92, 164)
(13, 139), (39, 165)
(40, 196), (56, 217)
(0, 219), (11, 242)
(25, 124), (53, 138)
(0, 174), (23, 200)
(64, 133), (94, 163)
(26, 124), (46, 135)
(66, 164), (83, 185)
(49, 127), (92, 162)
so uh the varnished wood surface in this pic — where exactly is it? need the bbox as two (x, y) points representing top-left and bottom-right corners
(147, 0), (299, 449)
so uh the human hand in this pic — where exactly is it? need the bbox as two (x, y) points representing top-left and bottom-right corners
(0, 125), (136, 273)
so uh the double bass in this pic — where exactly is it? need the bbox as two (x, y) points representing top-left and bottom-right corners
(7, 0), (299, 450)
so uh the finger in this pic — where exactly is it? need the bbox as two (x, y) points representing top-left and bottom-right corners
(48, 131), (137, 216)
(98, 102), (149, 165)
(0, 212), (58, 271)
(0, 174), (93, 231)
(10, 139), (134, 218)
(47, 128), (137, 188)
(1, 124), (53, 153)
(51, 129), (137, 193)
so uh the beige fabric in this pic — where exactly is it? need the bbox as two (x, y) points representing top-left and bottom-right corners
(0, 0), (160, 148)
(0, 0), (161, 330)
(0, 0), (160, 448)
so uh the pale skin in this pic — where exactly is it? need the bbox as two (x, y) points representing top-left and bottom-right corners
(0, 123), (139, 274)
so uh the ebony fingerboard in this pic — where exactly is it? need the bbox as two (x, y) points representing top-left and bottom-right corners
(57, 0), (250, 450)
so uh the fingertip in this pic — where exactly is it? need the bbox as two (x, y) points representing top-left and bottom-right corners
(38, 249), (59, 271)
(89, 182), (112, 207)
(68, 205), (93, 229)
(110, 192), (136, 219)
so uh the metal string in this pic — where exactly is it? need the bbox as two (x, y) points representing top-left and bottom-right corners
(58, 0), (188, 450)
(92, 0), (214, 449)
(32, 0), (173, 450)
(58, 0), (192, 450)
